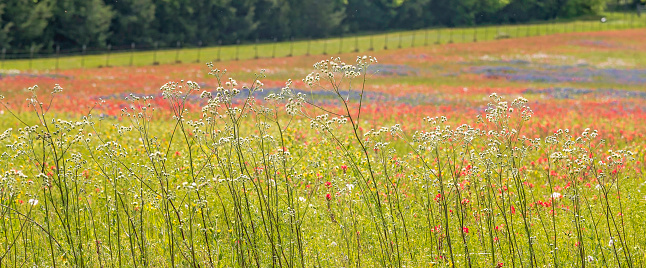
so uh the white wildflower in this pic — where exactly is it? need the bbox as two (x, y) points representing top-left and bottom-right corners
(346, 183), (355, 191)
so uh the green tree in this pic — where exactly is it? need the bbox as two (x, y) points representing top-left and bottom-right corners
(0, 0), (53, 50)
(253, 0), (292, 40)
(0, 3), (10, 49)
(51, 0), (114, 48)
(473, 0), (508, 24)
(344, 0), (396, 32)
(221, 0), (258, 42)
(289, 0), (345, 38)
(106, 0), (156, 46)
(151, 0), (257, 46)
(151, 0), (198, 46)
(429, 0), (477, 26)
(191, 0), (236, 44)
(0, 0), (620, 52)
(392, 0), (433, 29)
(559, 0), (607, 17)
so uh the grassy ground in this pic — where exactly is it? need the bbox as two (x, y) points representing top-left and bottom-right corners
(0, 25), (645, 267)
(1, 12), (645, 71)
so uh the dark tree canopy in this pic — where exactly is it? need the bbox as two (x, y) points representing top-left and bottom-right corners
(0, 0), (619, 52)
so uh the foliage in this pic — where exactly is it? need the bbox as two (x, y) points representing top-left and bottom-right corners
(344, 0), (396, 32)
(0, 0), (621, 51)
(108, 0), (156, 46)
(0, 0), (52, 50)
(51, 0), (114, 48)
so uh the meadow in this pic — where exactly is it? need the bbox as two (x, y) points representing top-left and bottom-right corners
(2, 11), (645, 71)
(0, 27), (645, 267)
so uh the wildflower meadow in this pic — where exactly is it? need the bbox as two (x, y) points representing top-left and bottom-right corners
(0, 28), (645, 267)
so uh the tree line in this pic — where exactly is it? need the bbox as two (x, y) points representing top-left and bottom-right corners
(0, 0), (640, 52)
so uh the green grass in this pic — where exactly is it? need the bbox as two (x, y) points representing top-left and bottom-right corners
(0, 63), (643, 266)
(0, 13), (645, 267)
(2, 12), (645, 71)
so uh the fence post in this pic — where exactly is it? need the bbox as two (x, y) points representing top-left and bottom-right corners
(153, 42), (159, 65)
(323, 38), (327, 55)
(307, 37), (311, 56)
(130, 42), (135, 66)
(482, 27), (489, 41)
(29, 45), (34, 70)
(197, 40), (203, 62)
(411, 31), (416, 47)
(384, 33), (388, 50)
(624, 9), (628, 29)
(55, 45), (60, 71)
(254, 39), (258, 59)
(217, 40), (222, 61)
(1, 48), (5, 69)
(436, 28), (441, 44)
(175, 41), (181, 63)
(449, 27), (453, 43)
(425, 29), (429, 46)
(473, 26), (477, 42)
(563, 20), (574, 33)
(106, 44), (111, 67)
(81, 44), (87, 68)
(369, 35), (374, 51)
(235, 39), (240, 60)
(354, 35), (359, 52)
(272, 38), (277, 58)
(398, 32), (403, 48)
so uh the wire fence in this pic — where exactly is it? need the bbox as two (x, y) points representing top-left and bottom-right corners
(1, 11), (645, 71)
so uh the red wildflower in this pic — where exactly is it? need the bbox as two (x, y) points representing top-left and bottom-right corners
(340, 165), (348, 174)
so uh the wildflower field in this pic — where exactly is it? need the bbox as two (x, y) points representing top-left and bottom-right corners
(0, 28), (645, 267)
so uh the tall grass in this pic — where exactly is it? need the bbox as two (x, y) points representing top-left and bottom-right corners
(0, 56), (642, 267)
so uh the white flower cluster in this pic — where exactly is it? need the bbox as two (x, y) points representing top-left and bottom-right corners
(160, 81), (182, 99)
(303, 72), (320, 87)
(303, 56), (376, 87)
(148, 150), (166, 163)
(485, 94), (533, 123)
(412, 116), (452, 150)
(52, 84), (63, 94)
(26, 85), (38, 93)
(363, 124), (402, 138)
(0, 128), (12, 141)
(264, 79), (306, 116)
(314, 57), (361, 79)
(159, 80), (199, 100)
(355, 55), (377, 69)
